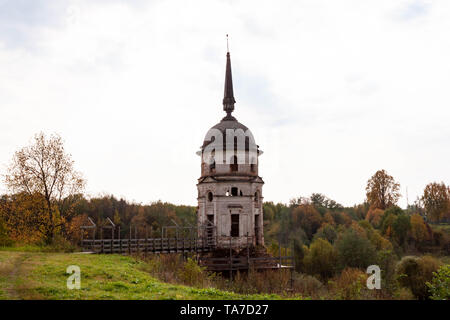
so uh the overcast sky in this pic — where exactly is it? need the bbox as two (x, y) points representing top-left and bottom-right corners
(1, 0), (449, 208)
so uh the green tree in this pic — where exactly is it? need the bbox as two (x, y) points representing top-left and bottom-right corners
(336, 229), (376, 270)
(303, 238), (338, 280)
(313, 223), (337, 244)
(392, 214), (411, 246)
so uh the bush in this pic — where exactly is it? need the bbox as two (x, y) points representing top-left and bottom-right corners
(303, 238), (337, 280)
(336, 229), (376, 270)
(293, 273), (325, 298)
(222, 269), (292, 295)
(330, 268), (367, 300)
(376, 249), (397, 293)
(38, 234), (77, 252)
(178, 258), (209, 287)
(426, 264), (450, 300)
(396, 255), (442, 300)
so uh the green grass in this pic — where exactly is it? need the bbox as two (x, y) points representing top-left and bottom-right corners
(0, 251), (286, 300)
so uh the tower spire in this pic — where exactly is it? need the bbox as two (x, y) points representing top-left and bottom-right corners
(223, 34), (236, 119)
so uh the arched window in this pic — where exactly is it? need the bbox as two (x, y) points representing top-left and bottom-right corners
(254, 191), (259, 206)
(230, 155), (238, 172)
(231, 187), (238, 196)
(207, 192), (213, 202)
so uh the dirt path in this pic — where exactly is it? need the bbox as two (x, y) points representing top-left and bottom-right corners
(3, 252), (30, 299)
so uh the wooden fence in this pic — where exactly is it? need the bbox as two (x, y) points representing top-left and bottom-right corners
(81, 237), (215, 254)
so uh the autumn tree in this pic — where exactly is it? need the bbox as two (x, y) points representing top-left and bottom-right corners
(291, 204), (323, 240)
(0, 216), (12, 246)
(421, 182), (450, 222)
(0, 192), (46, 242)
(4, 132), (85, 243)
(410, 214), (430, 247)
(365, 208), (384, 228)
(366, 169), (401, 210)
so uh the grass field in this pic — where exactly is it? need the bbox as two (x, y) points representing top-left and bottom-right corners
(0, 250), (284, 300)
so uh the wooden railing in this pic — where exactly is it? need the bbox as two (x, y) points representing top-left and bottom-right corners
(81, 237), (216, 254)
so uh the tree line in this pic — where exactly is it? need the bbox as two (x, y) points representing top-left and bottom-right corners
(262, 169), (449, 299)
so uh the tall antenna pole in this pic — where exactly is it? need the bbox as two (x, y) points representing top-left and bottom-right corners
(226, 34), (229, 52)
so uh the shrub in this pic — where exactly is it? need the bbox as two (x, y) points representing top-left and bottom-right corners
(144, 254), (185, 283)
(336, 229), (376, 270)
(227, 269), (291, 295)
(293, 273), (325, 298)
(376, 249), (397, 293)
(39, 234), (77, 252)
(330, 268), (367, 300)
(303, 238), (337, 280)
(396, 255), (442, 299)
(394, 287), (415, 300)
(426, 264), (450, 300)
(178, 258), (209, 287)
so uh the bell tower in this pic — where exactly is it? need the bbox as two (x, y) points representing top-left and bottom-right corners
(196, 43), (264, 248)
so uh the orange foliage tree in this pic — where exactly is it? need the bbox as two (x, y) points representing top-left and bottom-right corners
(4, 133), (85, 243)
(292, 204), (323, 239)
(421, 182), (450, 222)
(410, 214), (430, 246)
(365, 208), (384, 228)
(366, 170), (401, 210)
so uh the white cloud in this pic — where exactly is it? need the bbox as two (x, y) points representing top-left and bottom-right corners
(1, 0), (449, 207)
